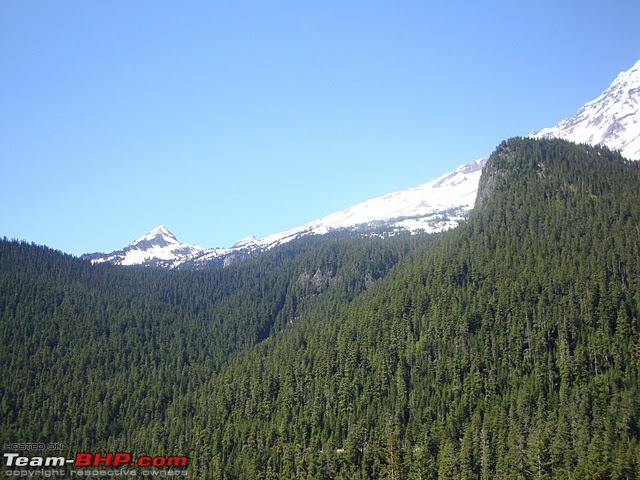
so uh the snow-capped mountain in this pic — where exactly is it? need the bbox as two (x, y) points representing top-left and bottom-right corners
(85, 59), (640, 268)
(236, 157), (486, 250)
(83, 225), (220, 268)
(530, 59), (640, 160)
(84, 160), (485, 268)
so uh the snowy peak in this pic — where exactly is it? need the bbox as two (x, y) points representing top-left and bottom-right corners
(83, 225), (210, 268)
(232, 236), (259, 249)
(129, 225), (179, 249)
(531, 60), (640, 160)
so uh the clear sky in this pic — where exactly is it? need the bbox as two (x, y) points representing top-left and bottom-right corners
(1, 1), (639, 255)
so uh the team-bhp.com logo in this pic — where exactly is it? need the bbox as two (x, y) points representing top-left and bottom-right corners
(4, 452), (188, 476)
(74, 453), (187, 468)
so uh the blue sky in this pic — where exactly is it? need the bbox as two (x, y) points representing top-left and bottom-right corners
(1, 1), (639, 255)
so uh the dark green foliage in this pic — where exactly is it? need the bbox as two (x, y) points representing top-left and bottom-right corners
(2, 138), (640, 478)
(0, 231), (419, 464)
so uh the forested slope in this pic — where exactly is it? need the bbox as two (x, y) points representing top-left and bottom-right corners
(2, 138), (640, 478)
(187, 138), (640, 478)
(0, 231), (423, 462)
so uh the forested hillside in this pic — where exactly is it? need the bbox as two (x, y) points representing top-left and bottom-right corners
(182, 138), (640, 478)
(0, 231), (424, 465)
(2, 138), (640, 478)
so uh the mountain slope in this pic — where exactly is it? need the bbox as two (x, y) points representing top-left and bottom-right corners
(228, 157), (486, 249)
(531, 59), (640, 160)
(84, 158), (485, 268)
(3, 138), (640, 477)
(0, 226), (425, 453)
(86, 59), (640, 268)
(82, 162), (482, 269)
(261, 58), (639, 246)
(187, 138), (640, 477)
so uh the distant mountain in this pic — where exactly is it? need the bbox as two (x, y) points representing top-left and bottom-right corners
(83, 159), (485, 268)
(85, 59), (640, 268)
(530, 59), (640, 160)
(219, 157), (486, 251)
(82, 225), (214, 268)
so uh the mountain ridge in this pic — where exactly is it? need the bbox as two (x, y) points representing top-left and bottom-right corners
(4, 138), (640, 477)
(84, 59), (640, 268)
(83, 158), (487, 268)
(82, 224), (212, 268)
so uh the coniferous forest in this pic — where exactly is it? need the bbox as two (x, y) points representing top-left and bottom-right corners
(1, 138), (640, 478)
